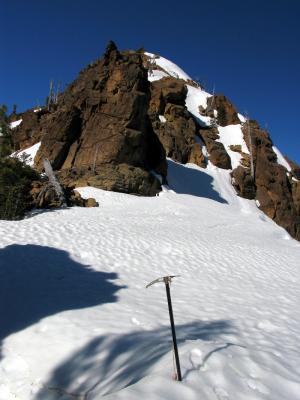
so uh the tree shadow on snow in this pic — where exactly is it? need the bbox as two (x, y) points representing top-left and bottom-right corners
(167, 159), (227, 203)
(35, 319), (233, 399)
(0, 244), (125, 359)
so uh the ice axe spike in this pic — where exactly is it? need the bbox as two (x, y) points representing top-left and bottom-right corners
(146, 275), (182, 382)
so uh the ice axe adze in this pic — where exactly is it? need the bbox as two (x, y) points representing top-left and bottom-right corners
(146, 275), (182, 381)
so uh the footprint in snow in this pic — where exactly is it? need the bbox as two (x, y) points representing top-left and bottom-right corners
(131, 317), (141, 326)
(213, 386), (229, 400)
(257, 320), (280, 333)
(246, 378), (270, 395)
(189, 348), (203, 369)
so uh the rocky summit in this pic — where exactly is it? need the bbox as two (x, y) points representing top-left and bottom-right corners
(11, 41), (300, 241)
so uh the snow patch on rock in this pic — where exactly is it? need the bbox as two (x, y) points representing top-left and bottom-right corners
(11, 142), (41, 166)
(10, 119), (22, 129)
(145, 52), (192, 81)
(217, 125), (249, 170)
(272, 146), (291, 172)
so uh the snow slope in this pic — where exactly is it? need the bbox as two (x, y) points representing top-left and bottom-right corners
(0, 160), (300, 400)
(145, 52), (192, 81)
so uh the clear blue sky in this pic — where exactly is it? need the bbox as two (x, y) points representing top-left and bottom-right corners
(1, 0), (299, 164)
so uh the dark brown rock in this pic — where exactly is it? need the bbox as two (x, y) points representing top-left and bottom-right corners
(235, 120), (300, 241)
(229, 144), (242, 152)
(148, 77), (199, 164)
(11, 109), (48, 150)
(149, 77), (188, 115)
(205, 95), (240, 126)
(30, 43), (167, 196)
(200, 127), (232, 169)
(231, 166), (256, 199)
(285, 157), (300, 180)
(188, 143), (206, 168)
(85, 198), (99, 207)
(292, 181), (300, 215)
(30, 180), (98, 209)
(58, 164), (161, 196)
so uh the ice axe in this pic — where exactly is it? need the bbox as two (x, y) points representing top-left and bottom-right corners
(146, 275), (182, 381)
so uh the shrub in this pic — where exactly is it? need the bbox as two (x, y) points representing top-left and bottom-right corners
(0, 157), (40, 220)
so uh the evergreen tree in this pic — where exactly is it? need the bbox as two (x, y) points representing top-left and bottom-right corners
(0, 157), (40, 220)
(0, 104), (13, 158)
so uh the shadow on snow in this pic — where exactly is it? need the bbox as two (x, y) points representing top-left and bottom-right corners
(0, 244), (125, 359)
(35, 319), (233, 399)
(167, 159), (227, 203)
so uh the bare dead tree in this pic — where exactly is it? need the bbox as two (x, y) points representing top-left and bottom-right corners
(47, 80), (54, 110)
(245, 113), (255, 179)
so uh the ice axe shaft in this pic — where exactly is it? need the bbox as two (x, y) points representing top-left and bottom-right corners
(146, 275), (182, 381)
(164, 278), (182, 381)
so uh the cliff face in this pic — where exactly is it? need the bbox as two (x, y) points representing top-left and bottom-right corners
(14, 42), (167, 196)
(11, 42), (300, 240)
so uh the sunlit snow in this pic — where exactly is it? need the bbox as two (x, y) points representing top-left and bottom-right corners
(10, 119), (23, 129)
(1, 53), (299, 400)
(272, 146), (292, 172)
(217, 125), (249, 170)
(11, 142), (41, 166)
(0, 160), (299, 400)
(145, 52), (192, 81)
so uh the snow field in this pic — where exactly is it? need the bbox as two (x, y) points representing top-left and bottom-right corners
(0, 160), (300, 400)
(1, 53), (299, 400)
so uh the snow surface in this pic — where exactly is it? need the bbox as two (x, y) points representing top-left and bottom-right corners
(217, 125), (249, 170)
(144, 52), (212, 126)
(1, 160), (300, 400)
(145, 52), (192, 81)
(185, 85), (212, 126)
(159, 115), (167, 123)
(10, 119), (22, 129)
(238, 113), (246, 123)
(11, 142), (41, 167)
(272, 146), (292, 172)
(147, 69), (169, 82)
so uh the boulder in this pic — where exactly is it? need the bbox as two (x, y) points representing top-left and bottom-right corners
(85, 198), (99, 207)
(30, 180), (98, 209)
(57, 164), (161, 196)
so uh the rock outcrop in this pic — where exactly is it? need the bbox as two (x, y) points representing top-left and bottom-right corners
(14, 41), (167, 196)
(10, 43), (300, 240)
(12, 109), (48, 150)
(232, 120), (300, 240)
(148, 77), (205, 166)
(231, 166), (256, 199)
(199, 126), (232, 169)
(201, 95), (240, 126)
